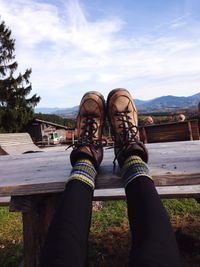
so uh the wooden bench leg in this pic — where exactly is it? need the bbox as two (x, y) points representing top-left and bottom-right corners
(22, 208), (41, 267)
(10, 194), (61, 267)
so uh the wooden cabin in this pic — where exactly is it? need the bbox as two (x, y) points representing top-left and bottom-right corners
(27, 119), (68, 145)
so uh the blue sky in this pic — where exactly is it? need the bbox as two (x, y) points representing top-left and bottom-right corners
(0, 0), (200, 107)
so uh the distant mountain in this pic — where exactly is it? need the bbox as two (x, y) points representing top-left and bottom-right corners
(34, 107), (65, 114)
(134, 99), (147, 105)
(54, 106), (79, 117)
(35, 106), (79, 117)
(35, 92), (200, 117)
(135, 92), (200, 112)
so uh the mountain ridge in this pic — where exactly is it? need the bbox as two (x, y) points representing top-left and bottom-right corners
(135, 92), (200, 111)
(35, 92), (200, 117)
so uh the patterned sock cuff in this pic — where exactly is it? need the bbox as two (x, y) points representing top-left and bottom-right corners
(68, 159), (97, 189)
(122, 155), (153, 188)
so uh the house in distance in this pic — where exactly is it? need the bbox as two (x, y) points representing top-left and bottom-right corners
(26, 118), (76, 145)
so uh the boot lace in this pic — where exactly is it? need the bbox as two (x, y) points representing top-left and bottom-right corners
(68, 113), (107, 152)
(111, 108), (139, 169)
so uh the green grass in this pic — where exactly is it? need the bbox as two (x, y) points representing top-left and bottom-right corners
(91, 200), (128, 234)
(0, 199), (199, 267)
(0, 207), (23, 267)
(163, 198), (200, 217)
(90, 199), (200, 234)
(90, 199), (200, 266)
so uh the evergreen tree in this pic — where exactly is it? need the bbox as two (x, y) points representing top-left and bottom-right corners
(0, 18), (40, 132)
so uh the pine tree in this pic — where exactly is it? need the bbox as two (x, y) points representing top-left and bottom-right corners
(0, 19), (40, 132)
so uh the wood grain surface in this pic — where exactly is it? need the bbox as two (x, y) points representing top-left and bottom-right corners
(0, 141), (199, 197)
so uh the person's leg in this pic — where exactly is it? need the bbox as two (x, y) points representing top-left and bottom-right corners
(107, 88), (181, 267)
(122, 155), (181, 267)
(40, 91), (106, 267)
(40, 159), (96, 267)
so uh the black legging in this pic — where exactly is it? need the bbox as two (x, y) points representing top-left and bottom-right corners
(40, 178), (181, 267)
(126, 176), (181, 267)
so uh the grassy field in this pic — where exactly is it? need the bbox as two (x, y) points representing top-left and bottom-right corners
(0, 207), (23, 267)
(0, 199), (200, 267)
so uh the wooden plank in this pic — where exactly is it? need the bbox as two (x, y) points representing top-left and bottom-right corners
(146, 123), (190, 143)
(93, 185), (200, 200)
(139, 127), (148, 143)
(0, 133), (37, 145)
(0, 133), (41, 155)
(0, 141), (199, 197)
(139, 120), (199, 143)
(191, 120), (200, 140)
(187, 121), (193, 140)
(0, 196), (10, 205)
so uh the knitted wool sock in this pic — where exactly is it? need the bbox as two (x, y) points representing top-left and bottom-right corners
(122, 155), (153, 188)
(68, 159), (97, 189)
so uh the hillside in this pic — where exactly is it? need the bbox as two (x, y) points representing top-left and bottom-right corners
(135, 92), (200, 112)
(35, 92), (200, 117)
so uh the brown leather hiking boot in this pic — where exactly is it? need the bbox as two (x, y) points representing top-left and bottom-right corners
(107, 88), (148, 167)
(70, 91), (106, 169)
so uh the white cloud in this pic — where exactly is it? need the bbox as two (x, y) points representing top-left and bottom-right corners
(170, 13), (190, 29)
(0, 0), (200, 107)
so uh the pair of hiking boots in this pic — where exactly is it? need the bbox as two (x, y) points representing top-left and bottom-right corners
(70, 88), (148, 170)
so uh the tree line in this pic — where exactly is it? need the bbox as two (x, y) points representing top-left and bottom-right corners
(34, 113), (76, 128)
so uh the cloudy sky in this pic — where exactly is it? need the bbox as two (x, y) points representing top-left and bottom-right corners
(0, 0), (200, 107)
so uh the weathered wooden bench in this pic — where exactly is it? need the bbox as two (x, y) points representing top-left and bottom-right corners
(139, 119), (199, 143)
(0, 133), (41, 155)
(0, 196), (10, 206)
(0, 141), (199, 267)
(0, 132), (41, 206)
